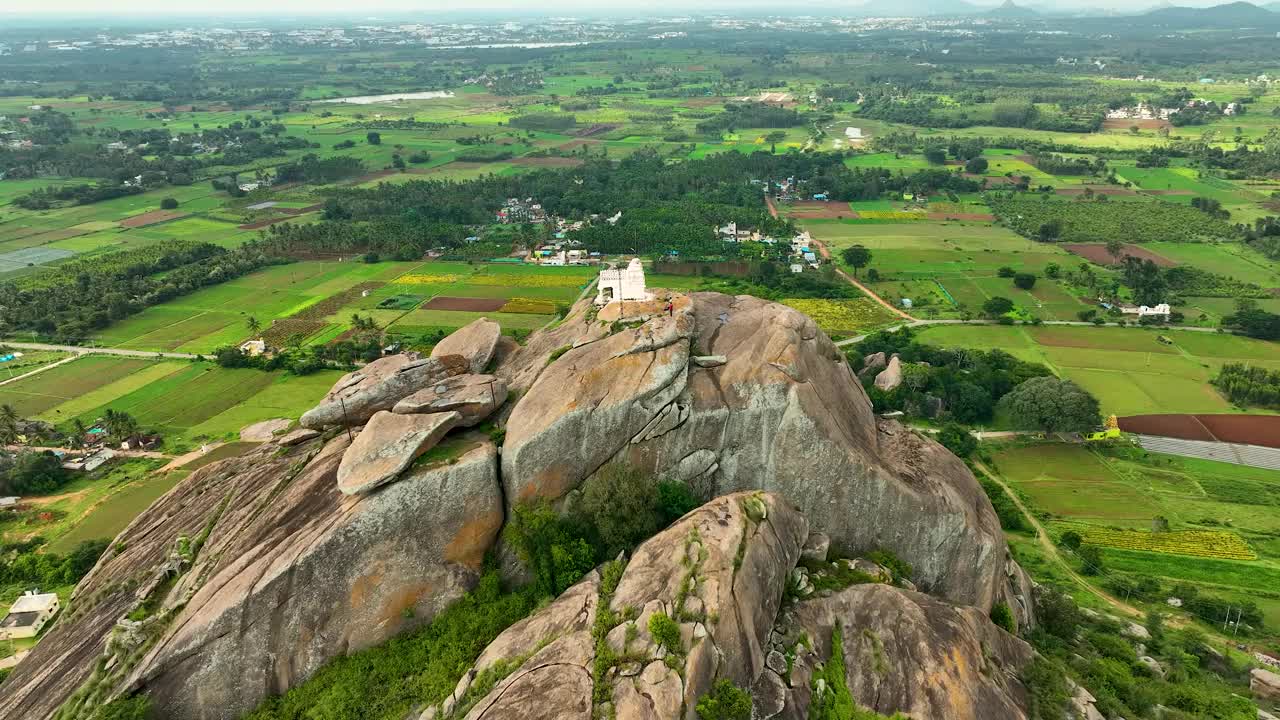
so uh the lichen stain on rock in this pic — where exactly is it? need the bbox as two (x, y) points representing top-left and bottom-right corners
(349, 562), (385, 611)
(444, 509), (504, 569)
(376, 582), (434, 635)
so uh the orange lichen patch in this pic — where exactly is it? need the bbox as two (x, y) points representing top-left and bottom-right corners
(376, 582), (433, 634)
(444, 509), (504, 569)
(519, 466), (576, 505)
(349, 562), (385, 610)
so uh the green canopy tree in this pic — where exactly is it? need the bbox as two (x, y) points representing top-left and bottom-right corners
(840, 245), (872, 277)
(999, 376), (1101, 433)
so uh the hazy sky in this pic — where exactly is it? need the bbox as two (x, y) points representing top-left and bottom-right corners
(0, 0), (1237, 15)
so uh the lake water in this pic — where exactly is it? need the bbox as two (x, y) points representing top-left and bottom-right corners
(317, 90), (456, 105)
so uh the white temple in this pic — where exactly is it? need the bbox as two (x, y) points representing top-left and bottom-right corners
(595, 258), (652, 305)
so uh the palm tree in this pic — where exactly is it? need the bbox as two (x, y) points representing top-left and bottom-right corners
(246, 316), (261, 334)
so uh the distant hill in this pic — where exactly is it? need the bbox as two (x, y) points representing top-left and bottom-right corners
(1141, 1), (1278, 26)
(855, 0), (978, 16)
(987, 0), (1039, 16)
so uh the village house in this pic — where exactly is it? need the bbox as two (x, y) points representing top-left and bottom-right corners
(61, 447), (114, 472)
(239, 339), (267, 357)
(716, 222), (758, 243)
(595, 258), (652, 305)
(0, 591), (60, 641)
(1120, 303), (1171, 319)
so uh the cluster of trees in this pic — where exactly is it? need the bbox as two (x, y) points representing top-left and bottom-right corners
(259, 150), (977, 262)
(989, 194), (1239, 245)
(1, 110), (313, 186)
(0, 242), (278, 342)
(1212, 363), (1280, 408)
(273, 154), (366, 184)
(1031, 153), (1105, 176)
(213, 329), (387, 375)
(1185, 128), (1280, 176)
(694, 102), (804, 135)
(1103, 573), (1264, 633)
(0, 451), (72, 496)
(853, 328), (1054, 425)
(1026, 586), (1257, 720)
(0, 537), (109, 594)
(1221, 301), (1280, 340)
(1189, 196), (1230, 221)
(684, 263), (860, 301)
(854, 90), (1102, 133)
(1243, 216), (1280, 260)
(508, 113), (577, 132)
(12, 182), (144, 210)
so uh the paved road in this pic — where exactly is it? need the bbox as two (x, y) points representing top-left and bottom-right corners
(832, 318), (1222, 347)
(0, 341), (198, 360)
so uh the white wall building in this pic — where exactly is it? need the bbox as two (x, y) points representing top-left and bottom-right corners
(0, 591), (60, 640)
(595, 258), (652, 305)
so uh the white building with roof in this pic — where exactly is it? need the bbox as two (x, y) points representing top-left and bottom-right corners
(595, 258), (652, 305)
(0, 591), (60, 640)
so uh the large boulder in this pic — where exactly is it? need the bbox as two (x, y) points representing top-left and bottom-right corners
(427, 492), (808, 720)
(769, 583), (1034, 720)
(873, 355), (903, 391)
(337, 410), (461, 495)
(0, 434), (504, 720)
(1253, 667), (1280, 702)
(300, 354), (469, 429)
(393, 374), (508, 427)
(431, 317), (502, 374)
(502, 293), (1009, 610)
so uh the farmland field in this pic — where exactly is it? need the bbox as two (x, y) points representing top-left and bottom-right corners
(993, 442), (1280, 630)
(0, 355), (338, 448)
(780, 298), (899, 337)
(916, 324), (1279, 416)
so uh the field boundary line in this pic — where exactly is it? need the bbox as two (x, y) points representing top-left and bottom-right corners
(804, 235), (915, 321)
(973, 460), (1143, 620)
(0, 354), (79, 388)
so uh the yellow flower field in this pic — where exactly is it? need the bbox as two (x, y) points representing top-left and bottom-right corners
(781, 298), (899, 335)
(1068, 524), (1256, 561)
(396, 273), (461, 285)
(499, 297), (558, 314)
(469, 274), (586, 288)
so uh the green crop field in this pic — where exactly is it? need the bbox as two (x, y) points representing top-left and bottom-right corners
(993, 443), (1280, 630)
(1142, 242), (1280, 289)
(0, 355), (338, 448)
(916, 324), (1279, 415)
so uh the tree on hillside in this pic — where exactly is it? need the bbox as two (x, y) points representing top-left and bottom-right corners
(982, 296), (1014, 318)
(1078, 544), (1105, 575)
(964, 156), (988, 174)
(366, 131), (382, 145)
(999, 376), (1100, 433)
(841, 245), (872, 277)
(246, 316), (261, 334)
(1105, 238), (1125, 264)
(937, 423), (977, 458)
(1037, 219), (1062, 242)
(1013, 273), (1037, 290)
